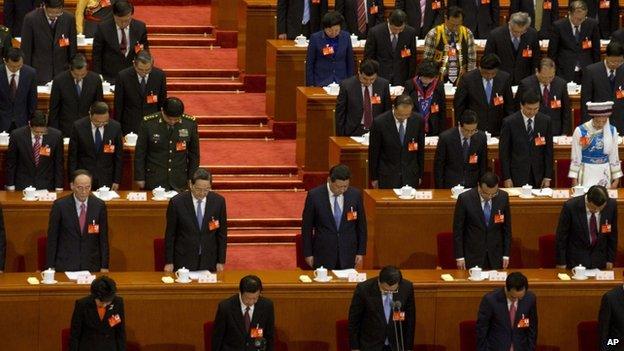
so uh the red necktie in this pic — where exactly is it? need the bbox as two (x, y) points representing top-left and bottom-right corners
(509, 301), (517, 351)
(542, 85), (550, 106)
(33, 135), (41, 166)
(120, 28), (127, 55)
(363, 86), (373, 128)
(244, 306), (251, 331)
(79, 203), (87, 233)
(356, 0), (367, 34)
(590, 213), (598, 246)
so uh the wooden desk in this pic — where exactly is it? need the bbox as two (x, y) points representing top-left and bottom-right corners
(238, 0), (277, 76)
(363, 189), (624, 269)
(0, 269), (619, 351)
(212, 0), (239, 30)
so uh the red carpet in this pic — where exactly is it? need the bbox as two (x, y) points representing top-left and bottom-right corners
(135, 5), (212, 26)
(152, 48), (237, 70)
(200, 140), (295, 166)
(222, 191), (306, 219)
(170, 92), (265, 116)
(226, 244), (297, 270)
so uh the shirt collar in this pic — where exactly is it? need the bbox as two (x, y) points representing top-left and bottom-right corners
(327, 182), (341, 198)
(5, 66), (17, 78)
(239, 293), (254, 310)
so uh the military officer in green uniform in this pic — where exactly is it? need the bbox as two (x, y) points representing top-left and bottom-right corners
(134, 97), (200, 191)
(0, 25), (14, 59)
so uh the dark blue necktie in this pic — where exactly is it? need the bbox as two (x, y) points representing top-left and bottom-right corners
(333, 195), (342, 229)
(94, 127), (102, 153)
(196, 199), (203, 228)
(462, 137), (469, 161)
(399, 122), (405, 144)
(484, 200), (491, 226)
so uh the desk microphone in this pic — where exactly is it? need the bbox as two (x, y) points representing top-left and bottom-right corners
(392, 300), (405, 351)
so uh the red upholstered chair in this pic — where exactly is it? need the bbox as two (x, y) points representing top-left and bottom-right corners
(459, 320), (477, 351)
(275, 335), (289, 351)
(336, 319), (350, 351)
(538, 234), (556, 268)
(153, 238), (165, 271)
(37, 235), (47, 271)
(436, 232), (455, 269)
(508, 237), (524, 269)
(61, 328), (70, 351)
(204, 321), (214, 351)
(12, 255), (26, 272)
(294, 234), (308, 270)
(554, 159), (572, 188)
(577, 320), (599, 351)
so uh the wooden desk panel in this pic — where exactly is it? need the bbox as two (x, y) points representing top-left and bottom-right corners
(212, 0), (239, 30)
(238, 0), (277, 75)
(363, 189), (624, 269)
(0, 270), (620, 351)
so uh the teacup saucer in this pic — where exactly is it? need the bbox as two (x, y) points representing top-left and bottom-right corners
(175, 278), (192, 284)
(468, 276), (486, 282)
(398, 195), (414, 200)
(22, 197), (38, 201)
(572, 275), (588, 280)
(41, 280), (58, 284)
(152, 197), (168, 201)
(313, 276), (333, 283)
(518, 194), (534, 199)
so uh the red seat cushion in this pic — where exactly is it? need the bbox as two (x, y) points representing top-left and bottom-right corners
(153, 238), (165, 272)
(436, 232), (455, 269)
(538, 234), (556, 268)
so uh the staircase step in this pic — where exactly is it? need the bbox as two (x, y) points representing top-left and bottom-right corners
(228, 218), (302, 228)
(195, 115), (268, 125)
(149, 34), (217, 47)
(198, 125), (273, 139)
(167, 77), (244, 91)
(212, 174), (304, 190)
(163, 68), (240, 78)
(204, 165), (300, 175)
(147, 25), (214, 35)
(228, 228), (299, 243)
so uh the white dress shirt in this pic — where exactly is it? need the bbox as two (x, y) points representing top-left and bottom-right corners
(327, 183), (344, 214)
(74, 195), (88, 216)
(6, 66), (18, 89)
(117, 25), (131, 57)
(192, 195), (206, 219)
(137, 73), (150, 85)
(91, 123), (104, 142)
(239, 294), (255, 321)
(394, 115), (406, 133)
(360, 85), (373, 124)
(585, 201), (601, 241)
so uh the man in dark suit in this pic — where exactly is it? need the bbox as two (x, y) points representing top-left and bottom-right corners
(581, 41), (624, 134)
(68, 102), (123, 191)
(0, 48), (37, 132)
(134, 97), (200, 191)
(403, 59), (446, 135)
(516, 57), (571, 136)
(454, 53), (514, 136)
(70, 276), (125, 351)
(92, 0), (149, 83)
(277, 0), (328, 40)
(500, 90), (553, 188)
(509, 0), (559, 40)
(363, 10), (417, 85)
(336, 0), (385, 39)
(612, 28), (624, 45)
(585, 0), (619, 39)
(434, 109), (487, 188)
(301, 164), (367, 269)
(6, 111), (63, 191)
(476, 272), (538, 351)
(164, 168), (227, 273)
(46, 169), (109, 272)
(335, 59), (391, 136)
(48, 54), (104, 137)
(447, 0), (498, 39)
(395, 0), (444, 37)
(21, 0), (77, 84)
(484, 12), (540, 85)
(547, 0), (600, 83)
(599, 285), (624, 351)
(454, 172), (512, 270)
(555, 185), (617, 269)
(3, 0), (41, 37)
(348, 266), (415, 351)
(212, 275), (275, 351)
(369, 94), (425, 189)
(0, 207), (6, 273)
(114, 50), (167, 135)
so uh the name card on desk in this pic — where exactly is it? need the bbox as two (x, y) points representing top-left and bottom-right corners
(38, 192), (57, 201)
(608, 190), (618, 199)
(596, 271), (615, 280)
(77, 274), (95, 285)
(414, 191), (433, 199)
(552, 190), (570, 199)
(348, 273), (367, 282)
(127, 192), (147, 201)
(198, 273), (218, 283)
(488, 271), (507, 281)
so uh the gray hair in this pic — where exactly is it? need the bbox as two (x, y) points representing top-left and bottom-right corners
(134, 50), (153, 65)
(509, 12), (531, 28)
(569, 0), (588, 13)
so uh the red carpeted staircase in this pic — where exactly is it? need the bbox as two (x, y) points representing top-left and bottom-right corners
(140, 2), (303, 269)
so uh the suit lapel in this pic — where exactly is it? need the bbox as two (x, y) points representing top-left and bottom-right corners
(372, 283), (387, 324)
(474, 75), (489, 105)
(578, 198), (591, 246)
(23, 128), (36, 165)
(0, 67), (9, 96)
(231, 296), (248, 336)
(184, 192), (201, 232)
(38, 10), (54, 41)
(387, 113), (403, 146)
(321, 185), (339, 231)
(381, 26), (394, 55)
(69, 196), (82, 235)
(473, 189), (488, 228)
(108, 21), (122, 54)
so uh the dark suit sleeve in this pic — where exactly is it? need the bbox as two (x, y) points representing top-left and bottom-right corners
(598, 293), (613, 351)
(437, 87), (447, 132)
(417, 116), (425, 181)
(479, 138), (488, 179)
(95, 76), (104, 101)
(69, 300), (83, 351)
(547, 24), (560, 64)
(405, 285), (416, 348)
(187, 123), (200, 179)
(368, 119), (381, 182)
(375, 0), (385, 23)
(561, 86), (572, 135)
(216, 197), (228, 264)
(483, 33), (496, 55)
(4, 1), (15, 31)
(264, 300), (276, 351)
(363, 29), (377, 61)
(92, 25), (104, 74)
(453, 77), (468, 121)
(301, 192), (316, 259)
(158, 72), (167, 110)
(133, 121), (148, 181)
(514, 81), (526, 108)
(164, 200), (177, 265)
(139, 23), (149, 50)
(68, 16), (78, 60)
(0, 208), (5, 270)
(544, 118), (554, 179)
(580, 66), (593, 122)
(555, 202), (571, 266)
(346, 40), (355, 78)
(356, 192), (367, 255)
(408, 32), (417, 78)
(433, 136), (447, 188)
(591, 24), (601, 63)
(347, 284), (365, 350)
(20, 15), (33, 66)
(113, 73), (125, 122)
(335, 83), (348, 136)
(475, 296), (492, 351)
(276, 0), (288, 35)
(609, 2), (620, 35)
(528, 297), (538, 350)
(99, 204), (109, 269)
(531, 35), (541, 71)
(503, 80), (514, 117)
(607, 203), (617, 263)
(5, 134), (17, 187)
(509, 0), (519, 13)
(212, 302), (227, 351)
(502, 196), (512, 257)
(113, 127), (123, 184)
(54, 136), (64, 189)
(68, 125), (79, 178)
(382, 84), (391, 112)
(115, 298), (126, 351)
(305, 38), (317, 86)
(491, 0), (500, 27)
(453, 195), (467, 259)
(499, 118), (512, 182)
(48, 79), (62, 129)
(395, 0), (406, 9)
(28, 71), (37, 117)
(46, 202), (62, 269)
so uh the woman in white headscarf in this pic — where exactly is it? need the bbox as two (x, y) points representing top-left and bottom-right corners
(569, 101), (622, 188)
